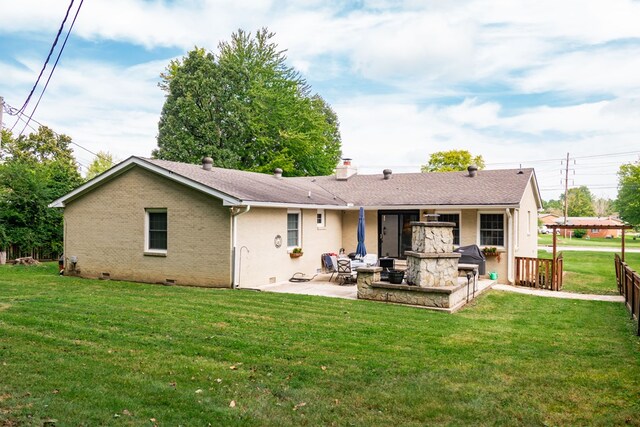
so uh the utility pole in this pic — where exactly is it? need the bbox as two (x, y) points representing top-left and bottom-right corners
(563, 152), (570, 226)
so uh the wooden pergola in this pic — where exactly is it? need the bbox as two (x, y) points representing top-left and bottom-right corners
(547, 223), (634, 262)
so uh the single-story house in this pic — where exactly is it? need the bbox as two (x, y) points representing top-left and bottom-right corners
(49, 157), (542, 287)
(539, 213), (559, 226)
(554, 216), (626, 238)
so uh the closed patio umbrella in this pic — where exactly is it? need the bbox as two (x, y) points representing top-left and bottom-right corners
(356, 207), (367, 257)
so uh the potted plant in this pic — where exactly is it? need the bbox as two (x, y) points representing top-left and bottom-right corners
(388, 269), (404, 284)
(289, 247), (303, 258)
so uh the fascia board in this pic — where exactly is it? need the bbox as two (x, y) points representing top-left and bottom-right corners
(48, 156), (241, 208)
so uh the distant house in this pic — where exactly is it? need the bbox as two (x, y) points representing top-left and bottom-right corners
(539, 213), (559, 226)
(554, 217), (625, 238)
(49, 157), (542, 287)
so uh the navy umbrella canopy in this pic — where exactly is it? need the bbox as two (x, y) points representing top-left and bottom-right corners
(356, 207), (367, 257)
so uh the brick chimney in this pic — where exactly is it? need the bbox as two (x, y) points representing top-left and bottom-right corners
(336, 158), (357, 181)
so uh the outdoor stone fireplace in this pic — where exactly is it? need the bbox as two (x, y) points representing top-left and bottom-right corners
(357, 220), (490, 312)
(405, 221), (461, 287)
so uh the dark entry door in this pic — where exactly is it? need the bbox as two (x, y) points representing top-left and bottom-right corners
(378, 210), (419, 259)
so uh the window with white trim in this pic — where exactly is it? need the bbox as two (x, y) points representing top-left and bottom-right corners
(437, 213), (460, 245)
(527, 210), (531, 235)
(146, 209), (167, 252)
(316, 209), (325, 228)
(287, 212), (300, 247)
(480, 213), (505, 246)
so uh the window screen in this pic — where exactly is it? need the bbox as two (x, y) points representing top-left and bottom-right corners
(480, 213), (504, 246)
(148, 211), (167, 250)
(287, 213), (300, 247)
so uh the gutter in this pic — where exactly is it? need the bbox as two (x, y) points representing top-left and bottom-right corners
(505, 208), (514, 284)
(230, 205), (251, 289)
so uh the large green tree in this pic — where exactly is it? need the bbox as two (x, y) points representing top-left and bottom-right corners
(0, 127), (82, 258)
(153, 28), (342, 176)
(421, 149), (485, 172)
(616, 161), (640, 225)
(563, 186), (596, 217)
(86, 151), (115, 180)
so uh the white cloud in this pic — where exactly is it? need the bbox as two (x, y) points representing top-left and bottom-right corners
(3, 0), (640, 198)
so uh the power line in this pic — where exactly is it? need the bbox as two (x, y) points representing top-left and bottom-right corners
(18, 0), (84, 136)
(3, 101), (113, 166)
(10, 0), (76, 123)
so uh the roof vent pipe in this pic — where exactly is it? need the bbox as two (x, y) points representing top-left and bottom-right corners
(202, 157), (213, 171)
(467, 164), (478, 177)
(383, 169), (392, 180)
(273, 167), (283, 179)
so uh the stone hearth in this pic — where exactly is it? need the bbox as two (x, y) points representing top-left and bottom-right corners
(356, 220), (492, 311)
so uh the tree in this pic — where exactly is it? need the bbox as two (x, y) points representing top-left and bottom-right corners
(153, 28), (342, 176)
(421, 150), (485, 172)
(86, 151), (115, 180)
(564, 186), (596, 217)
(592, 197), (614, 217)
(543, 199), (563, 216)
(616, 161), (640, 226)
(0, 127), (82, 258)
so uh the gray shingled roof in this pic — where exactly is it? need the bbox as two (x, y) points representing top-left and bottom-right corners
(298, 168), (536, 206)
(143, 158), (346, 205)
(142, 158), (535, 207)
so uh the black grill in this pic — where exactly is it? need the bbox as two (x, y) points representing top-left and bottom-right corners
(454, 245), (486, 275)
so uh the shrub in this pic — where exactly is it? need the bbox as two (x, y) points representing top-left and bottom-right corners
(573, 229), (587, 239)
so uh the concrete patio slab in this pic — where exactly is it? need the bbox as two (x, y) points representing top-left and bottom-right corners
(239, 273), (358, 299)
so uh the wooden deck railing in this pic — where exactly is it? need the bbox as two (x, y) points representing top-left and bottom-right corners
(515, 253), (563, 291)
(615, 254), (640, 336)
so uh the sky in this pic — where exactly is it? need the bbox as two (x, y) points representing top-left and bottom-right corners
(1, 0), (640, 201)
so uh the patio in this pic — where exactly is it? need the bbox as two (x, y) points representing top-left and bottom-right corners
(240, 273), (358, 299)
(241, 272), (496, 312)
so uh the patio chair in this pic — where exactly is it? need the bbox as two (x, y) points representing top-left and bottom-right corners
(322, 253), (338, 281)
(336, 258), (354, 285)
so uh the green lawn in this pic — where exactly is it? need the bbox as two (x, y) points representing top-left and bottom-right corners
(538, 233), (640, 248)
(1, 264), (639, 426)
(537, 250), (640, 295)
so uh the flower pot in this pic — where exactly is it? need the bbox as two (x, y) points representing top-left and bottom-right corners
(289, 252), (303, 258)
(388, 270), (404, 284)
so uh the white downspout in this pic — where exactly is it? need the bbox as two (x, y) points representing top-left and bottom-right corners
(231, 205), (251, 289)
(505, 208), (514, 284)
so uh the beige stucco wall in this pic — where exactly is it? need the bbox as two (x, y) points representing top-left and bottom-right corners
(63, 167), (231, 287)
(341, 210), (378, 256)
(515, 180), (540, 259)
(236, 207), (343, 286)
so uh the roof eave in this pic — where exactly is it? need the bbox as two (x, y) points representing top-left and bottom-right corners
(48, 156), (242, 208)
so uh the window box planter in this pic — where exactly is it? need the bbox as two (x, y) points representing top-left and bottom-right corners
(482, 247), (501, 262)
(289, 248), (303, 258)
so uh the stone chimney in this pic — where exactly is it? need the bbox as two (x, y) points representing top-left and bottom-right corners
(383, 169), (392, 180)
(336, 158), (357, 181)
(273, 167), (283, 179)
(202, 157), (213, 171)
(467, 164), (478, 177)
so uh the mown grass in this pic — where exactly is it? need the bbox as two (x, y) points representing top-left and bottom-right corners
(538, 234), (640, 248)
(1, 263), (639, 426)
(537, 250), (640, 295)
